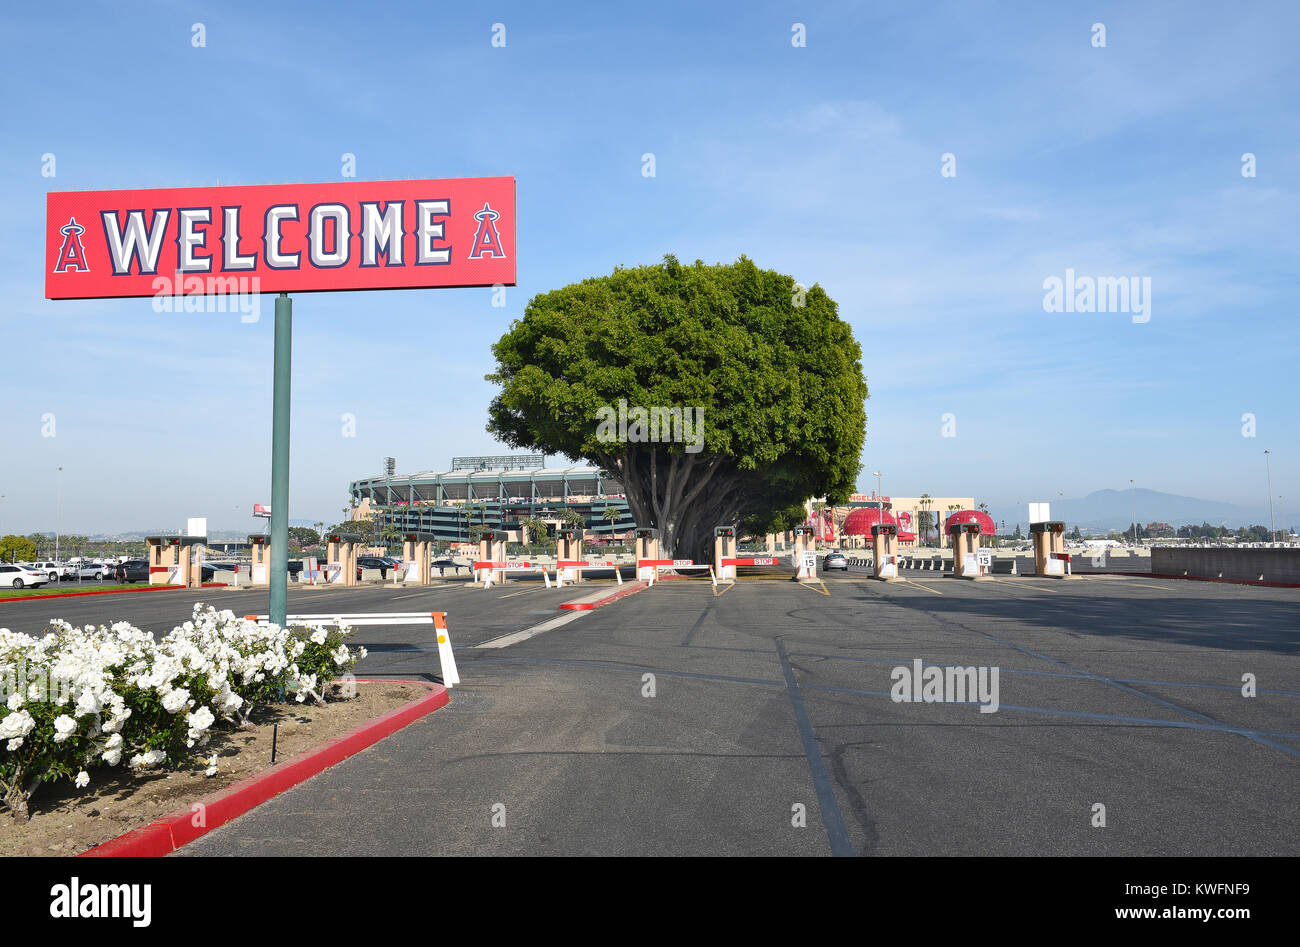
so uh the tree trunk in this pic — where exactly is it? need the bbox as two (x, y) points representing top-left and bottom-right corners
(596, 447), (735, 563)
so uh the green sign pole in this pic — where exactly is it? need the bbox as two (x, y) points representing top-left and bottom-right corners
(269, 292), (292, 628)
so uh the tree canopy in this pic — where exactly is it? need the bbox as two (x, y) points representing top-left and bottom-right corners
(486, 255), (867, 560)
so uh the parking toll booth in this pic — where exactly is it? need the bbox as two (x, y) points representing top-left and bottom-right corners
(1031, 521), (1071, 577)
(144, 535), (206, 588)
(713, 526), (738, 582)
(792, 525), (815, 561)
(476, 530), (510, 585)
(635, 528), (660, 581)
(950, 522), (987, 580)
(872, 524), (900, 581)
(792, 525), (817, 580)
(249, 535), (269, 586)
(400, 531), (437, 585)
(557, 528), (585, 585)
(326, 532), (362, 586)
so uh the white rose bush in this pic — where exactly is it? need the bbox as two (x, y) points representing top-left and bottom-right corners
(0, 604), (367, 823)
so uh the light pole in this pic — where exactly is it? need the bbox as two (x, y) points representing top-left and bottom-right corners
(56, 466), (63, 563)
(1264, 450), (1275, 542)
(1130, 478), (1136, 547)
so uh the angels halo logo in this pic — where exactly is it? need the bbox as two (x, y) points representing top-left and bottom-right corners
(53, 216), (90, 273)
(468, 201), (507, 260)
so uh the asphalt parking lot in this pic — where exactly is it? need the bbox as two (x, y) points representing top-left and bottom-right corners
(105, 564), (1295, 857)
(0, 576), (584, 647)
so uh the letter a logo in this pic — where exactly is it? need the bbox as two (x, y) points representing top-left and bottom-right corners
(468, 202), (507, 260)
(54, 216), (90, 273)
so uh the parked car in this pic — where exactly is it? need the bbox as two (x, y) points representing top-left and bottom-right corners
(0, 564), (49, 589)
(357, 555), (392, 579)
(77, 562), (110, 580)
(822, 551), (850, 572)
(114, 560), (150, 583)
(31, 560), (66, 582)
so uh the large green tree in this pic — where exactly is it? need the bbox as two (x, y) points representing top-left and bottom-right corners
(486, 256), (867, 561)
(0, 535), (37, 563)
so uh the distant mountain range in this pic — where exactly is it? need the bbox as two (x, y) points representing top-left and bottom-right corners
(75, 520), (324, 541)
(988, 489), (1282, 533)
(25, 493), (1287, 540)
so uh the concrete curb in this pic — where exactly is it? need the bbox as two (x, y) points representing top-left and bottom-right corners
(0, 583), (227, 605)
(1098, 570), (1300, 589)
(559, 580), (649, 610)
(80, 679), (449, 857)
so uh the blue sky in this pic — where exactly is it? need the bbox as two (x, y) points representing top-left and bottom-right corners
(1, 0), (1296, 534)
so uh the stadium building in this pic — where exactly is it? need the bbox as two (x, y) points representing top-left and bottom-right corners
(348, 455), (634, 543)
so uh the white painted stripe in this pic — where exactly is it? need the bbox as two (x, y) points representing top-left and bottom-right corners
(475, 611), (584, 649)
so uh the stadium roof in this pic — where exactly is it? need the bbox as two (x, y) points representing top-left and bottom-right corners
(356, 464), (604, 482)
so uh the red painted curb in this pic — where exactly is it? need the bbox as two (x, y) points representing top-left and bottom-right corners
(0, 583), (227, 605)
(81, 679), (449, 857)
(559, 580), (649, 611)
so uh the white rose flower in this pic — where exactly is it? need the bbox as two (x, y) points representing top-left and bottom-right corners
(52, 714), (78, 743)
(101, 747), (122, 766)
(0, 710), (36, 740)
(187, 706), (215, 731)
(75, 771), (90, 789)
(310, 630), (328, 646)
(5, 693), (21, 711)
(161, 687), (190, 714)
(6, 737), (22, 751)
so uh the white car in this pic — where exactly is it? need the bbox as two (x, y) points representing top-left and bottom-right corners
(31, 560), (66, 582)
(0, 564), (49, 589)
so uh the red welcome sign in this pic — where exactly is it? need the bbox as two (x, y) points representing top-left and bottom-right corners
(46, 176), (515, 299)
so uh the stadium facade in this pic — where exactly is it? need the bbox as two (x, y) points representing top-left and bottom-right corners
(348, 455), (633, 543)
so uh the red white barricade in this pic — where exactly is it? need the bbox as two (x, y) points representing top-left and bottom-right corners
(473, 560), (539, 588)
(635, 558), (713, 584)
(556, 559), (622, 587)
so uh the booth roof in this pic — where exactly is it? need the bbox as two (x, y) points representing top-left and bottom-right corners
(842, 507), (899, 535)
(944, 510), (997, 534)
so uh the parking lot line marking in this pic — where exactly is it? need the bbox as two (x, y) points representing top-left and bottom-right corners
(959, 620), (1300, 759)
(475, 611), (585, 649)
(795, 580), (830, 596)
(500, 587), (540, 599)
(712, 582), (735, 597)
(799, 682), (1300, 743)
(903, 579), (943, 595)
(774, 638), (854, 856)
(987, 578), (1059, 593)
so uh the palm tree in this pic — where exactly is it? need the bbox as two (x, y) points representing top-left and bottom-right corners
(601, 504), (622, 539)
(380, 521), (402, 553)
(522, 516), (551, 549)
(918, 494), (933, 545)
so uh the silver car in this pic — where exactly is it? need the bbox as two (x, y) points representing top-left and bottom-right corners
(822, 551), (850, 572)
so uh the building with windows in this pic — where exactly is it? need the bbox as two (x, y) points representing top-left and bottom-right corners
(348, 455), (633, 543)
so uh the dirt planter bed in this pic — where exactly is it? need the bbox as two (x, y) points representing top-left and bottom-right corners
(0, 679), (447, 857)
